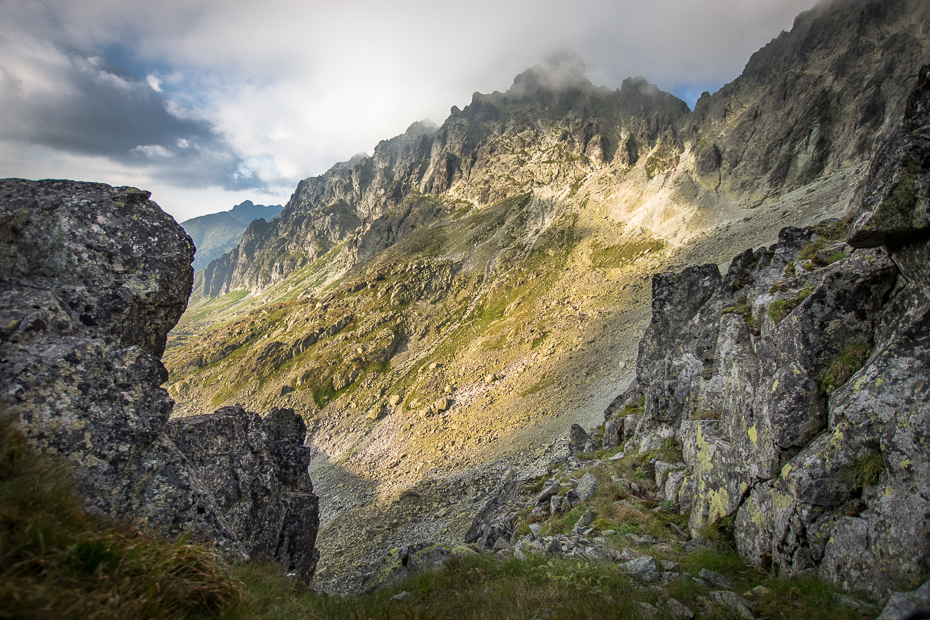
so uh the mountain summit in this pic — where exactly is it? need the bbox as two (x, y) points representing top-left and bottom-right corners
(181, 200), (283, 271)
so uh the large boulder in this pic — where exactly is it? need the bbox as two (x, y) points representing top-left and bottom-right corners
(0, 179), (319, 579)
(613, 70), (930, 599)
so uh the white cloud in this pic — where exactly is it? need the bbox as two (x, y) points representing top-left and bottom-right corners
(146, 74), (162, 92)
(133, 144), (173, 159)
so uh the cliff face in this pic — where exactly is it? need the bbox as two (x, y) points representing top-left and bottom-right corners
(688, 0), (930, 200)
(202, 52), (691, 296)
(608, 68), (930, 598)
(0, 180), (319, 579)
(201, 0), (930, 299)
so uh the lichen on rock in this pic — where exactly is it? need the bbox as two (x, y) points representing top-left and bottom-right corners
(0, 179), (319, 579)
(605, 67), (930, 598)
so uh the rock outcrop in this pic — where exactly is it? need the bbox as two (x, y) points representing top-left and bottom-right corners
(0, 179), (319, 579)
(608, 70), (930, 598)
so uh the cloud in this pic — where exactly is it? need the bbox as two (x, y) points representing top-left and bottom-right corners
(0, 4), (279, 194)
(0, 0), (820, 221)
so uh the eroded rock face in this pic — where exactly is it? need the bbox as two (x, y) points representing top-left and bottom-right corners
(610, 69), (930, 598)
(0, 179), (319, 579)
(166, 406), (320, 576)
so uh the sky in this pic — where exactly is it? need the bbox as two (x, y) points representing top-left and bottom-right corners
(0, 0), (820, 223)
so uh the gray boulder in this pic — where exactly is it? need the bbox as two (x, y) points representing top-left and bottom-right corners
(0, 179), (319, 578)
(878, 579), (930, 620)
(568, 423), (590, 454)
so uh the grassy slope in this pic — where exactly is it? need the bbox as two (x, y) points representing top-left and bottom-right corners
(1, 412), (876, 619)
(162, 155), (863, 589)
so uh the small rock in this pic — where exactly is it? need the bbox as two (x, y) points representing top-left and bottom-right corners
(568, 424), (591, 454)
(708, 591), (755, 619)
(573, 509), (594, 531)
(833, 593), (877, 614)
(621, 555), (659, 580)
(388, 395), (401, 407)
(660, 560), (679, 572)
(625, 533), (657, 545)
(699, 568), (734, 589)
(878, 578), (930, 620)
(392, 591), (411, 601)
(633, 601), (660, 618)
(575, 472), (598, 501)
(668, 522), (689, 540)
(545, 538), (562, 556)
(535, 479), (560, 504)
(667, 597), (695, 619)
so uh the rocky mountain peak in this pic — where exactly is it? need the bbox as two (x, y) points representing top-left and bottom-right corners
(404, 119), (439, 138)
(507, 49), (591, 100)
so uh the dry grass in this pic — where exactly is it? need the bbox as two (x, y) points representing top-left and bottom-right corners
(0, 413), (242, 620)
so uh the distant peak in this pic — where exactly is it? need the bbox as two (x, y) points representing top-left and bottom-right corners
(508, 49), (590, 99)
(619, 76), (665, 100)
(405, 119), (438, 137)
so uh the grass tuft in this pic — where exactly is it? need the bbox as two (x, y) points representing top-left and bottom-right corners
(842, 452), (885, 490)
(820, 342), (871, 396)
(0, 413), (242, 619)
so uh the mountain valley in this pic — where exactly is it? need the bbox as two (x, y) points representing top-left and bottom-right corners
(163, 0), (930, 598)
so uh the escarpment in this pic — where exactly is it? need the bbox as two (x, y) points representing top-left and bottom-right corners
(0, 180), (319, 579)
(201, 0), (930, 299)
(603, 68), (930, 598)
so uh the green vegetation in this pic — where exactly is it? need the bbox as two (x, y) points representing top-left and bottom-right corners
(520, 375), (557, 397)
(820, 342), (872, 396)
(644, 144), (680, 178)
(5, 415), (875, 620)
(590, 238), (667, 270)
(699, 515), (737, 551)
(722, 296), (761, 335)
(693, 409), (720, 421)
(730, 256), (760, 292)
(177, 289), (251, 327)
(618, 403), (645, 416)
(767, 287), (814, 324)
(0, 414), (241, 619)
(841, 452), (885, 490)
(798, 215), (855, 268)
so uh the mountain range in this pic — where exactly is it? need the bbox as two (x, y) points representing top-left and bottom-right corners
(180, 200), (283, 271)
(154, 0), (930, 602)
